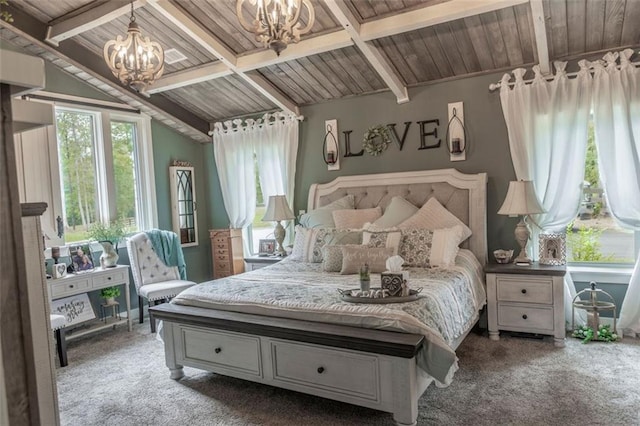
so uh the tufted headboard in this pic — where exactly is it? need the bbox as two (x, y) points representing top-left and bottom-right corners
(307, 169), (488, 265)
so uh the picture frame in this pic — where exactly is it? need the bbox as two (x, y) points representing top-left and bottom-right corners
(50, 293), (96, 326)
(258, 239), (276, 256)
(70, 244), (94, 273)
(539, 233), (566, 266)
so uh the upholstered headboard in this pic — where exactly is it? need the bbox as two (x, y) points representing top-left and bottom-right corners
(307, 169), (488, 265)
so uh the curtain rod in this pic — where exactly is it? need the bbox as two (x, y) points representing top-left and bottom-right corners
(488, 61), (640, 91)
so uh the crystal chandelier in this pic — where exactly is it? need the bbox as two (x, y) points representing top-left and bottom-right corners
(103, 3), (164, 96)
(236, 0), (315, 56)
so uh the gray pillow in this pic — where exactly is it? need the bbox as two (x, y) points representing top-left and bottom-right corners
(299, 194), (355, 228)
(372, 196), (419, 229)
(340, 246), (395, 274)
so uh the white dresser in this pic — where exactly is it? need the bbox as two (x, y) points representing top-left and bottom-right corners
(49, 264), (132, 339)
(485, 262), (566, 347)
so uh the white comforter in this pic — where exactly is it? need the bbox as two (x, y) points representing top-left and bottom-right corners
(172, 249), (486, 385)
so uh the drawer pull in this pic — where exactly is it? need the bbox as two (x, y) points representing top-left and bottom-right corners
(108, 277), (112, 281)
(214, 347), (222, 354)
(521, 289), (526, 294)
(522, 314), (528, 320)
(317, 366), (325, 374)
(69, 284), (74, 288)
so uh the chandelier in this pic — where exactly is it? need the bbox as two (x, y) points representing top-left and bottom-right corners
(103, 3), (164, 96)
(236, 0), (315, 56)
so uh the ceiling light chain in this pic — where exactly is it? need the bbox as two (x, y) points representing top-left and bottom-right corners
(236, 0), (315, 56)
(103, 2), (164, 96)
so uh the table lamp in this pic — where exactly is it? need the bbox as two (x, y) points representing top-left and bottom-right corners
(497, 180), (545, 265)
(262, 195), (295, 257)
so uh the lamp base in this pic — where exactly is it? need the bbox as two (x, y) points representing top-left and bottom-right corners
(273, 221), (287, 257)
(513, 216), (532, 265)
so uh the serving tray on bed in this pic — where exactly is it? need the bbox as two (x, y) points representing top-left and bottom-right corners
(338, 288), (422, 304)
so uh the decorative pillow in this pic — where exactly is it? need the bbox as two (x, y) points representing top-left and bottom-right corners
(340, 246), (395, 275)
(362, 230), (402, 255)
(332, 207), (382, 230)
(322, 244), (360, 272)
(372, 196), (419, 229)
(299, 194), (355, 228)
(399, 226), (465, 268)
(290, 226), (361, 263)
(398, 197), (472, 242)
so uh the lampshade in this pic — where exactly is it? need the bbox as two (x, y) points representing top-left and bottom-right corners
(497, 180), (545, 217)
(262, 195), (295, 221)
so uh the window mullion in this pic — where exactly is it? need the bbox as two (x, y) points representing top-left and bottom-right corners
(96, 111), (116, 222)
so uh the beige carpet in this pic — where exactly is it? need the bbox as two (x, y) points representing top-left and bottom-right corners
(56, 323), (640, 425)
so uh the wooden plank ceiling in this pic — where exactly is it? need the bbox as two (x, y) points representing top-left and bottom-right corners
(2, 0), (640, 143)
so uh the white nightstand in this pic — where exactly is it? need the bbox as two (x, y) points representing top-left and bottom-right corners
(485, 262), (567, 347)
(244, 255), (283, 271)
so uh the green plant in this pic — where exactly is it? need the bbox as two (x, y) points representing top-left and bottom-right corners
(566, 222), (614, 262)
(359, 264), (370, 281)
(572, 324), (618, 343)
(100, 286), (120, 299)
(87, 220), (126, 247)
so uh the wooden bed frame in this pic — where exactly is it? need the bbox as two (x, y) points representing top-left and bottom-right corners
(150, 169), (487, 425)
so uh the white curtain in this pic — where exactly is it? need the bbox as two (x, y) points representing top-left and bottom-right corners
(499, 61), (593, 326)
(591, 49), (640, 336)
(213, 113), (300, 252)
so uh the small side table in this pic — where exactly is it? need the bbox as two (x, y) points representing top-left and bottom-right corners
(485, 262), (567, 347)
(100, 301), (121, 324)
(244, 255), (282, 271)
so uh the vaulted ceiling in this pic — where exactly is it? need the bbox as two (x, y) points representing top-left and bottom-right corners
(2, 0), (639, 143)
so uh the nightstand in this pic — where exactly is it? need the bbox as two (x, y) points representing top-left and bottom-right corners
(485, 262), (567, 347)
(244, 255), (283, 271)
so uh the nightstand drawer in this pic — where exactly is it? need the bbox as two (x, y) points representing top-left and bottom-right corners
(498, 304), (554, 331)
(496, 277), (553, 304)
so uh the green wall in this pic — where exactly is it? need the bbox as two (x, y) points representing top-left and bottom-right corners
(296, 72), (518, 255)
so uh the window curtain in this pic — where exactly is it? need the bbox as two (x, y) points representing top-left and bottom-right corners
(499, 61), (593, 326)
(591, 49), (640, 336)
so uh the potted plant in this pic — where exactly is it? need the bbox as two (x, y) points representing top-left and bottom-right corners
(100, 286), (120, 305)
(87, 220), (126, 268)
(359, 263), (370, 292)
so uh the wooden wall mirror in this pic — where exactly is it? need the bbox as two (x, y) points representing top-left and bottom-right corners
(169, 164), (198, 247)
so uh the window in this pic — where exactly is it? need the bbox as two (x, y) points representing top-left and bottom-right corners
(54, 105), (156, 244)
(248, 155), (274, 254)
(567, 121), (638, 265)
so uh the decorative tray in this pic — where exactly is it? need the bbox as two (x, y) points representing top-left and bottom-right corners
(338, 288), (422, 304)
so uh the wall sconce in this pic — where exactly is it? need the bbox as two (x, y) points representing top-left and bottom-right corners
(446, 102), (467, 162)
(323, 119), (340, 171)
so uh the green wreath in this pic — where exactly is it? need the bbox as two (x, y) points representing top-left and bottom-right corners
(363, 125), (391, 156)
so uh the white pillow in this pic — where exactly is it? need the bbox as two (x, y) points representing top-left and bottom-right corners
(372, 196), (419, 228)
(429, 226), (465, 267)
(289, 226), (361, 263)
(398, 197), (472, 242)
(332, 207), (382, 230)
(299, 194), (355, 228)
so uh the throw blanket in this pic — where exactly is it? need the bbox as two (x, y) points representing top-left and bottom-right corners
(145, 229), (187, 280)
(173, 249), (485, 386)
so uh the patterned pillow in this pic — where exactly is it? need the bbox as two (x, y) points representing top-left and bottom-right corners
(322, 244), (360, 272)
(332, 207), (382, 230)
(362, 230), (402, 255)
(290, 226), (362, 263)
(299, 194), (355, 228)
(340, 246), (395, 275)
(398, 197), (472, 242)
(399, 226), (465, 268)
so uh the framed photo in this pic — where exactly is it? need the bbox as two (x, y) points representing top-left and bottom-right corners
(70, 244), (94, 273)
(539, 233), (566, 265)
(50, 293), (96, 326)
(258, 239), (276, 256)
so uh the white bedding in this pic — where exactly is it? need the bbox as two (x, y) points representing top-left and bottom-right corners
(172, 249), (486, 385)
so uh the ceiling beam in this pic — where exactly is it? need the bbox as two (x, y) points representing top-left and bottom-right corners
(359, 0), (530, 41)
(146, 0), (299, 116)
(45, 0), (147, 47)
(146, 61), (233, 94)
(323, 0), (408, 104)
(529, 0), (551, 75)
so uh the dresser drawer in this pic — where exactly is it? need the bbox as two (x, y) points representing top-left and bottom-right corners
(496, 276), (553, 304)
(50, 277), (91, 297)
(498, 304), (554, 331)
(92, 269), (126, 287)
(271, 340), (379, 401)
(178, 326), (261, 377)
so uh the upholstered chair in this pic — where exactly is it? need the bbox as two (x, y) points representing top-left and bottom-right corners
(50, 314), (67, 367)
(126, 232), (196, 332)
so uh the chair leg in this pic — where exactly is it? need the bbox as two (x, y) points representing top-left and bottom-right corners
(139, 296), (144, 324)
(55, 328), (68, 367)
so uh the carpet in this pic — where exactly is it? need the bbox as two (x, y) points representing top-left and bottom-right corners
(56, 323), (640, 425)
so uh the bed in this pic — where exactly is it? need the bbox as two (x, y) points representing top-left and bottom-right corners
(150, 168), (487, 425)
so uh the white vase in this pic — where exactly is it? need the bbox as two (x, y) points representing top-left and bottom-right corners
(99, 241), (119, 268)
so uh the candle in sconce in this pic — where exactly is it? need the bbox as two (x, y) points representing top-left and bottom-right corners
(451, 138), (462, 154)
(327, 150), (336, 164)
